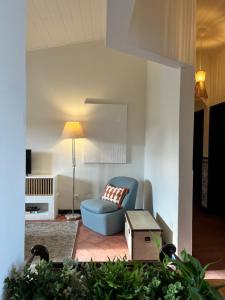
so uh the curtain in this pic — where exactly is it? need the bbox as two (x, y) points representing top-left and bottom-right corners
(196, 49), (225, 106)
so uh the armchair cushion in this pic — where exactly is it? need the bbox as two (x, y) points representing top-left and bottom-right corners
(81, 199), (119, 214)
(102, 185), (128, 208)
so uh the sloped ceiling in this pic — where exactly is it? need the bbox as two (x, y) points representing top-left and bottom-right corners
(27, 0), (106, 51)
(197, 0), (225, 50)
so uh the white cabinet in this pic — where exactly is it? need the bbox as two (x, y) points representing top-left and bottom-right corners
(25, 175), (58, 220)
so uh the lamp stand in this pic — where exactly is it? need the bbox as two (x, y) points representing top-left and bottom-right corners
(66, 138), (81, 221)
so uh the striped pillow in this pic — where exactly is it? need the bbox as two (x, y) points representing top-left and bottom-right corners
(102, 185), (128, 208)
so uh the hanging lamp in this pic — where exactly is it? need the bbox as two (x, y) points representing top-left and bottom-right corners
(195, 28), (208, 101)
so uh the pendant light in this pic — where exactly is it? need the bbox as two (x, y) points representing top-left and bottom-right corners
(195, 28), (208, 101)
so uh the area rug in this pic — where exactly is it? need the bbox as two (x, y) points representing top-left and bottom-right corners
(25, 221), (78, 262)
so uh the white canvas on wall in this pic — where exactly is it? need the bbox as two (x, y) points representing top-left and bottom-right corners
(83, 103), (127, 163)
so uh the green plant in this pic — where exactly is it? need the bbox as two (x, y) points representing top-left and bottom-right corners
(4, 260), (86, 300)
(4, 252), (224, 300)
(171, 250), (224, 300)
(83, 259), (147, 299)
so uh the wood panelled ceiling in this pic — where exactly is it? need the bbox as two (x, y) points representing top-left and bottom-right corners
(197, 0), (225, 50)
(28, 0), (225, 52)
(27, 0), (106, 51)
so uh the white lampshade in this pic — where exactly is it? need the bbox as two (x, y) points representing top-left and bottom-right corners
(62, 121), (84, 139)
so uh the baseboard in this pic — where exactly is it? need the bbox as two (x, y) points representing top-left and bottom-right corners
(58, 209), (81, 215)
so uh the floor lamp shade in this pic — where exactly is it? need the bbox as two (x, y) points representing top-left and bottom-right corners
(62, 121), (84, 139)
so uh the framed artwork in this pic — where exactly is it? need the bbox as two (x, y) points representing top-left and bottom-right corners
(83, 102), (127, 163)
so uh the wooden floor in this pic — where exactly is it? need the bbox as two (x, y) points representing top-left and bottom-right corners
(193, 203), (225, 270)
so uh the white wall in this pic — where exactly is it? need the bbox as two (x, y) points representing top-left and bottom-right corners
(107, 0), (195, 254)
(178, 66), (194, 253)
(145, 61), (180, 247)
(27, 41), (146, 209)
(0, 0), (26, 296)
(144, 61), (194, 253)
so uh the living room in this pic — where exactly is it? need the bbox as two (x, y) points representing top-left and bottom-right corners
(4, 0), (224, 298)
(24, 0), (194, 264)
(25, 35), (147, 260)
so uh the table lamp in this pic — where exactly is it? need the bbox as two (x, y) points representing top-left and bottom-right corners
(62, 121), (84, 220)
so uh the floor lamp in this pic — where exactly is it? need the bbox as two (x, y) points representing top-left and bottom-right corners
(62, 121), (84, 220)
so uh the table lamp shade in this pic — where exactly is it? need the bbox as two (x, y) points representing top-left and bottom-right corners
(62, 121), (84, 139)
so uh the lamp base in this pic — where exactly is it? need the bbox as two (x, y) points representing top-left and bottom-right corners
(65, 213), (81, 221)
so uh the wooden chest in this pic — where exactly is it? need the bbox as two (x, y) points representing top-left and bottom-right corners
(125, 210), (162, 261)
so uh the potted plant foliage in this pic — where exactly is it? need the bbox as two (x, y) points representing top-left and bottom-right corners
(4, 250), (224, 300)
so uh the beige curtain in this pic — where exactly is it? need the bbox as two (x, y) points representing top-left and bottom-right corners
(130, 0), (196, 66)
(196, 48), (225, 106)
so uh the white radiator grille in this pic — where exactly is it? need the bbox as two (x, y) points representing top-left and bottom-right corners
(25, 178), (53, 195)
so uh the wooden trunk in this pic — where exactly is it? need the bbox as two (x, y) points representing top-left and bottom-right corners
(125, 210), (162, 261)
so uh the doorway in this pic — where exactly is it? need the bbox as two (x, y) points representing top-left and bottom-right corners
(192, 104), (225, 270)
(193, 109), (204, 205)
(208, 102), (225, 216)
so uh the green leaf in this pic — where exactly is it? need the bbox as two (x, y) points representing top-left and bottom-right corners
(151, 232), (162, 250)
(189, 287), (204, 300)
(207, 285), (225, 300)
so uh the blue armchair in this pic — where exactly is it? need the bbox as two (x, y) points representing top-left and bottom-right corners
(80, 176), (138, 235)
